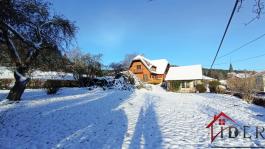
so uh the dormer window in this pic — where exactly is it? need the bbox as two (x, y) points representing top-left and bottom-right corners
(151, 66), (156, 71)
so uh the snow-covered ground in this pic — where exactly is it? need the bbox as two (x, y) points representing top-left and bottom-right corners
(1, 86), (265, 148)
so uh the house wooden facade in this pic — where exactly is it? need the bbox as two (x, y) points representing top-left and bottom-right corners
(129, 55), (169, 84)
(129, 56), (211, 93)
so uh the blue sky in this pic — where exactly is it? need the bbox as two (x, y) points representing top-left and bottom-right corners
(52, 0), (265, 71)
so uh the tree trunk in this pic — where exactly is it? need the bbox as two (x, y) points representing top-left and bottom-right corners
(7, 68), (30, 101)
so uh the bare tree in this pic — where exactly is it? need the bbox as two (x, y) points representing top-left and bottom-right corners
(109, 62), (125, 75)
(237, 0), (265, 25)
(122, 53), (138, 69)
(68, 49), (103, 84)
(68, 49), (85, 81)
(227, 76), (256, 102)
(82, 53), (103, 78)
(0, 0), (76, 101)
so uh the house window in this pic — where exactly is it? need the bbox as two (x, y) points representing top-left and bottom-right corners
(137, 65), (141, 70)
(186, 82), (190, 88)
(151, 66), (156, 71)
(181, 82), (185, 88)
(181, 81), (190, 88)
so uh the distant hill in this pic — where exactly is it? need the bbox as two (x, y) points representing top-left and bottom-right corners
(202, 68), (256, 80)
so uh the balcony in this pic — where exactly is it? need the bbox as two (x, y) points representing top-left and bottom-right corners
(133, 69), (143, 73)
(148, 78), (163, 84)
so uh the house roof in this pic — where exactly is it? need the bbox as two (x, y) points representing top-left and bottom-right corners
(228, 72), (253, 78)
(132, 55), (169, 74)
(165, 65), (203, 81)
(150, 59), (169, 74)
(255, 71), (265, 77)
(202, 75), (216, 80)
(0, 67), (74, 80)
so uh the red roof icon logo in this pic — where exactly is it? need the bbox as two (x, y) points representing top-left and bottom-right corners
(206, 112), (237, 143)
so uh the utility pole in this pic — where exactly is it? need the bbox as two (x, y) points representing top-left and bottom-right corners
(210, 0), (239, 69)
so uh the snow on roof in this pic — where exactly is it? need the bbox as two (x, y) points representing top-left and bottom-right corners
(228, 72), (252, 78)
(31, 71), (74, 80)
(0, 67), (14, 79)
(0, 67), (74, 80)
(165, 65), (203, 81)
(150, 59), (169, 74)
(255, 71), (265, 76)
(202, 75), (216, 80)
(132, 55), (169, 74)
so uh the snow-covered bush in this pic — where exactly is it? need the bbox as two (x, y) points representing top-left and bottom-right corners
(216, 85), (226, 94)
(121, 71), (146, 89)
(94, 74), (134, 91)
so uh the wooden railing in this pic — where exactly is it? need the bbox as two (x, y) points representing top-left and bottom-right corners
(148, 78), (163, 84)
(133, 69), (143, 73)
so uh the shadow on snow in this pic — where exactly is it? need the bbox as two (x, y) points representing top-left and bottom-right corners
(129, 100), (163, 149)
(0, 88), (134, 149)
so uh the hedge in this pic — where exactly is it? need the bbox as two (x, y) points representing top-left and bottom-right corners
(0, 79), (80, 89)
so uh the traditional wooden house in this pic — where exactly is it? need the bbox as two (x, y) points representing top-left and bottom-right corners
(165, 65), (203, 93)
(129, 55), (169, 84)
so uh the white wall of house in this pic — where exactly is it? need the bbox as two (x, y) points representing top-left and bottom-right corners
(167, 80), (202, 93)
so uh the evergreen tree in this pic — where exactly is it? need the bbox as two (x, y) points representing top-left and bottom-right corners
(229, 63), (234, 72)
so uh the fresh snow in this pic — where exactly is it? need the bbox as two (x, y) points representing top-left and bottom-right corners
(1, 86), (265, 148)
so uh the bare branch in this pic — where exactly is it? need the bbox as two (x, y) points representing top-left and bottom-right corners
(3, 30), (22, 66)
(237, 0), (243, 12)
(253, 0), (264, 19)
(2, 21), (40, 50)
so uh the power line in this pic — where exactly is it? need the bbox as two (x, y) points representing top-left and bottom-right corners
(217, 33), (265, 59)
(210, 0), (239, 69)
(233, 53), (265, 63)
(214, 52), (265, 66)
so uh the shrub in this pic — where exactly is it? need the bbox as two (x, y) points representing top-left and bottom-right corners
(195, 84), (206, 93)
(46, 87), (60, 94)
(44, 80), (60, 94)
(0, 79), (14, 89)
(209, 80), (221, 93)
(27, 79), (45, 89)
